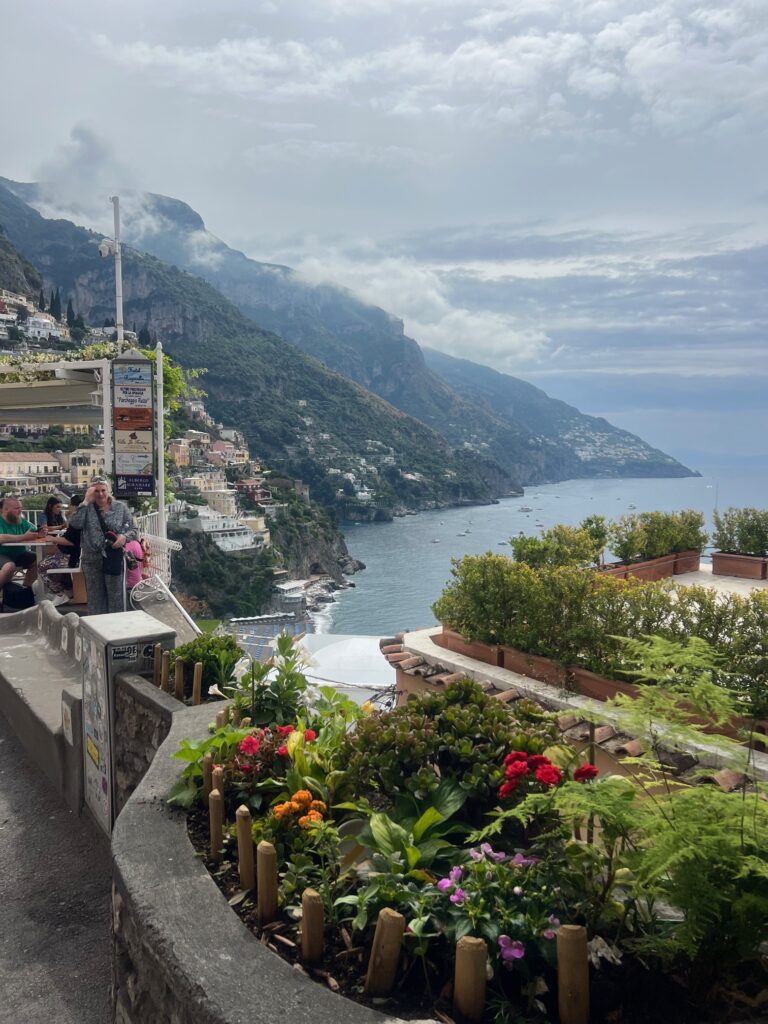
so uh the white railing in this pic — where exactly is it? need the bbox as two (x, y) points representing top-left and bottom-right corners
(135, 510), (182, 585)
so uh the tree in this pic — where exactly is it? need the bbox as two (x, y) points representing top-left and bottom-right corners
(137, 324), (151, 345)
(52, 287), (62, 321)
(49, 289), (55, 314)
(37, 288), (46, 311)
(103, 317), (115, 328)
(16, 305), (29, 324)
(66, 299), (75, 328)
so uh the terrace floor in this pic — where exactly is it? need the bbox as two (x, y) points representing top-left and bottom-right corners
(675, 561), (768, 597)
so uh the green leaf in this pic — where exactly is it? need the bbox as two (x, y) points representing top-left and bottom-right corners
(405, 845), (422, 870)
(412, 806), (445, 842)
(369, 813), (409, 856)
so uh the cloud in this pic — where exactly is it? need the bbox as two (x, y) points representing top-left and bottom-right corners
(32, 124), (135, 230)
(91, 0), (768, 141)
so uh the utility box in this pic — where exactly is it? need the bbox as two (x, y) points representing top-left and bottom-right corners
(81, 611), (176, 835)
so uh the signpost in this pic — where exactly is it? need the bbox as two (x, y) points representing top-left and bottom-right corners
(112, 350), (156, 499)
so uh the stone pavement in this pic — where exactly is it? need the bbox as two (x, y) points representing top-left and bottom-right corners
(0, 710), (111, 1024)
(676, 560), (768, 598)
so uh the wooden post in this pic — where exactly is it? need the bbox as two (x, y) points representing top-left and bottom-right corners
(235, 805), (255, 890)
(231, 706), (242, 727)
(453, 936), (487, 1023)
(240, 717), (252, 728)
(192, 661), (203, 706)
(160, 650), (170, 692)
(212, 765), (224, 798)
(364, 907), (405, 997)
(215, 709), (227, 730)
(152, 643), (162, 686)
(557, 925), (589, 1024)
(174, 658), (185, 701)
(202, 752), (214, 800)
(209, 788), (223, 862)
(301, 888), (324, 964)
(257, 840), (278, 924)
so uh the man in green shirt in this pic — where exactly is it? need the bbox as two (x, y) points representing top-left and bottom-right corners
(0, 496), (47, 590)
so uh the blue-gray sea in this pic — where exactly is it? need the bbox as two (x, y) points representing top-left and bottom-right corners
(322, 465), (768, 637)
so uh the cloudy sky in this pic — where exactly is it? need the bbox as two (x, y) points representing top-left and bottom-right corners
(3, 0), (767, 461)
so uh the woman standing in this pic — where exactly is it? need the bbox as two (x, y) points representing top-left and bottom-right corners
(68, 478), (137, 614)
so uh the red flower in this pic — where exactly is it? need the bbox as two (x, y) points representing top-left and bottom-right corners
(304, 729), (317, 742)
(238, 735), (260, 756)
(526, 754), (549, 768)
(505, 760), (530, 779)
(275, 724), (294, 736)
(504, 751), (528, 765)
(499, 780), (518, 799)
(276, 745), (289, 756)
(535, 763), (563, 786)
(573, 763), (599, 783)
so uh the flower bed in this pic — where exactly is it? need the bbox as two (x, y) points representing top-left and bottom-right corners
(167, 636), (768, 1024)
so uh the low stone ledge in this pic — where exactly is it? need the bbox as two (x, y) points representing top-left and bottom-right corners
(112, 707), (419, 1024)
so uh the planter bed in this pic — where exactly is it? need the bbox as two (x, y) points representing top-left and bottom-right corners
(434, 626), (501, 666)
(599, 554), (677, 582)
(711, 552), (767, 580)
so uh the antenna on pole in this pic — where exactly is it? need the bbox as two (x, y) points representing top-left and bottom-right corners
(110, 196), (124, 354)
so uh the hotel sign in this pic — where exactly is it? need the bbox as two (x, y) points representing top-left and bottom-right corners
(111, 354), (156, 498)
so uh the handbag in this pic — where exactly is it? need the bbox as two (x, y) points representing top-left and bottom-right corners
(95, 508), (125, 577)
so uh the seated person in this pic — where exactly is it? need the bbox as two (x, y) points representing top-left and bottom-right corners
(39, 496), (66, 532)
(0, 496), (47, 592)
(38, 495), (84, 606)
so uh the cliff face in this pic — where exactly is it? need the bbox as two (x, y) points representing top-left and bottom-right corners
(269, 516), (362, 583)
(0, 226), (41, 296)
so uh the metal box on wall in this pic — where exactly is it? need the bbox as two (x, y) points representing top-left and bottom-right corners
(81, 611), (176, 835)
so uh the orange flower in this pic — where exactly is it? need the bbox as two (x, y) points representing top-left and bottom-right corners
(310, 800), (327, 814)
(298, 814), (311, 828)
(292, 789), (313, 807)
(289, 800), (303, 813)
(273, 802), (292, 820)
(307, 809), (322, 821)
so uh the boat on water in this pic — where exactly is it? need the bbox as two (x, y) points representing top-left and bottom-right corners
(519, 506), (533, 512)
(431, 538), (441, 543)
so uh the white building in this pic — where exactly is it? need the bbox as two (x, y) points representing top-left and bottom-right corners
(22, 314), (62, 342)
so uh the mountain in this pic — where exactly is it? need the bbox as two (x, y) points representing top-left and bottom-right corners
(71, 187), (690, 483)
(0, 224), (42, 297)
(0, 181), (511, 510)
(422, 349), (694, 479)
(1, 179), (693, 483)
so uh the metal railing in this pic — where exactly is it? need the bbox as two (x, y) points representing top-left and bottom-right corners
(135, 510), (182, 585)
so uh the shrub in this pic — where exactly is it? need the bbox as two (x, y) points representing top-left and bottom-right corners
(510, 521), (603, 568)
(337, 679), (558, 821)
(608, 509), (707, 563)
(713, 506), (768, 556)
(169, 632), (242, 700)
(433, 557), (768, 709)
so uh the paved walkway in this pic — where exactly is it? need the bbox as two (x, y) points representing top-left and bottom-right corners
(0, 711), (111, 1024)
(676, 560), (768, 598)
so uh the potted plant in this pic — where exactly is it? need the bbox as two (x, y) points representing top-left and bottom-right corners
(712, 507), (768, 580)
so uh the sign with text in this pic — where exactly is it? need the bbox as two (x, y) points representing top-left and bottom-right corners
(112, 355), (156, 498)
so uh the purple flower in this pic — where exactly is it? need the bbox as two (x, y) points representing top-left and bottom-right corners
(470, 842), (506, 863)
(510, 852), (535, 868)
(542, 929), (556, 940)
(450, 888), (467, 905)
(548, 915), (561, 927)
(449, 866), (463, 884)
(498, 935), (526, 962)
(437, 878), (453, 893)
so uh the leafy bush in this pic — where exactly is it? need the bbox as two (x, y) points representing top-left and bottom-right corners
(337, 679), (558, 821)
(169, 632), (242, 700)
(713, 506), (768, 556)
(510, 520), (604, 568)
(608, 509), (707, 563)
(433, 557), (768, 710)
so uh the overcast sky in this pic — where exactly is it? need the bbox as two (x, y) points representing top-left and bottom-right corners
(3, 0), (767, 460)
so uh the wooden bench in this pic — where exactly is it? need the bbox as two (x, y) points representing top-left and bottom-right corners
(47, 566), (88, 604)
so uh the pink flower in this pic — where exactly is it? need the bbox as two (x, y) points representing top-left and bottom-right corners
(469, 843), (506, 863)
(449, 888), (467, 905)
(542, 929), (556, 940)
(574, 763), (599, 783)
(238, 735), (260, 756)
(437, 878), (453, 892)
(511, 852), (535, 867)
(498, 936), (525, 962)
(448, 866), (463, 884)
(276, 745), (289, 756)
(304, 729), (317, 742)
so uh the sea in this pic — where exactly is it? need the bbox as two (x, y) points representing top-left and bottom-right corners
(318, 465), (768, 637)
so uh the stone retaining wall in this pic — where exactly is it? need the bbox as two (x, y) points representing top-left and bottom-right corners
(113, 673), (181, 815)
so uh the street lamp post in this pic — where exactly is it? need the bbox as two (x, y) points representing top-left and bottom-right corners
(99, 196), (124, 354)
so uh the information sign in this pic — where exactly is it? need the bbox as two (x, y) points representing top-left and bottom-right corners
(112, 353), (156, 498)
